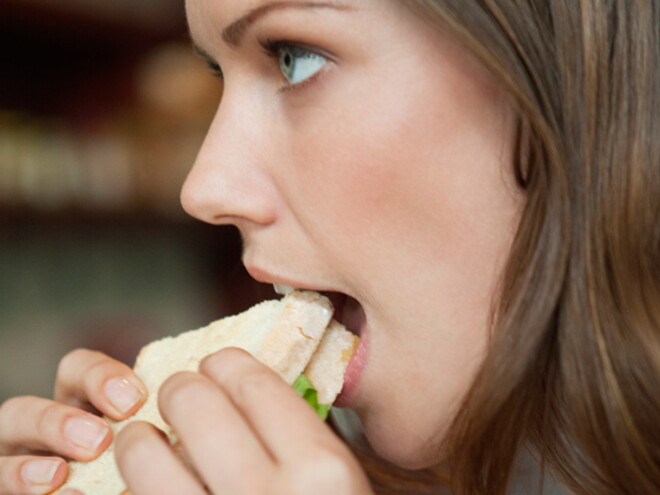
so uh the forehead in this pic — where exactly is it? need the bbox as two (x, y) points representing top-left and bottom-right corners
(185, 0), (382, 52)
(185, 0), (360, 21)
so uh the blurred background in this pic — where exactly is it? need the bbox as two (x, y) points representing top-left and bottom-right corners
(0, 0), (270, 403)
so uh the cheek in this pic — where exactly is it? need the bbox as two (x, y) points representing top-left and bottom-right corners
(280, 59), (520, 468)
(285, 61), (516, 266)
(285, 72), (431, 239)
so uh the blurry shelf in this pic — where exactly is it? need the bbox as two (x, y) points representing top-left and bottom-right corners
(0, 0), (185, 40)
(0, 107), (211, 218)
(0, 0), (189, 115)
(0, 206), (189, 228)
(0, 0), (220, 220)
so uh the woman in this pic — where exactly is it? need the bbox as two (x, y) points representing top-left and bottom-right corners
(0, 1), (657, 494)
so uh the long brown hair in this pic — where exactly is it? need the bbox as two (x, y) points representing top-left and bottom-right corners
(358, 1), (659, 493)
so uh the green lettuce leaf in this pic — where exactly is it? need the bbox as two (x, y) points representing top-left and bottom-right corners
(293, 374), (332, 420)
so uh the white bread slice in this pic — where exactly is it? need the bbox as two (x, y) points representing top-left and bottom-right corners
(53, 290), (357, 495)
(304, 320), (359, 405)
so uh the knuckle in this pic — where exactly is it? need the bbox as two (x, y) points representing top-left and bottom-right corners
(35, 401), (63, 441)
(84, 357), (114, 383)
(116, 421), (150, 454)
(56, 348), (131, 406)
(0, 457), (24, 493)
(0, 397), (29, 449)
(57, 348), (91, 377)
(200, 347), (251, 379)
(0, 396), (27, 419)
(159, 372), (201, 412)
(233, 368), (274, 403)
(115, 423), (149, 471)
(0, 396), (37, 433)
(314, 452), (354, 481)
(198, 352), (221, 377)
(59, 348), (87, 369)
(289, 451), (355, 494)
(0, 397), (48, 456)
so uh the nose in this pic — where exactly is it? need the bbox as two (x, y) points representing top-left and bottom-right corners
(181, 93), (278, 227)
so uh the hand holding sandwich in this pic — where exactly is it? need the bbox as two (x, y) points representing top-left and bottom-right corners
(0, 349), (370, 495)
(114, 347), (371, 495)
(0, 292), (371, 494)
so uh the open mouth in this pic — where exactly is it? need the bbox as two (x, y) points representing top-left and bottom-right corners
(274, 285), (365, 337)
(321, 291), (365, 337)
(273, 284), (367, 406)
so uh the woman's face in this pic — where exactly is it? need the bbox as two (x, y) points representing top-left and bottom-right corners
(183, 0), (523, 469)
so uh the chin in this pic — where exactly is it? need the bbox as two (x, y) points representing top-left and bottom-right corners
(359, 411), (449, 471)
(369, 439), (443, 471)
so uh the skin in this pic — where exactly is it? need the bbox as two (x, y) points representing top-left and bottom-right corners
(0, 1), (523, 493)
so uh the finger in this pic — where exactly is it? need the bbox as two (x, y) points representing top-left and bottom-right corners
(158, 372), (274, 493)
(115, 421), (206, 495)
(0, 456), (67, 495)
(0, 396), (111, 461)
(199, 348), (349, 462)
(55, 349), (147, 420)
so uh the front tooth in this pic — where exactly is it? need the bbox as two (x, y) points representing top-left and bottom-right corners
(274, 284), (295, 295)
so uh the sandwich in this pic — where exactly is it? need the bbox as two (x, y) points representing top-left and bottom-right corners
(53, 290), (359, 495)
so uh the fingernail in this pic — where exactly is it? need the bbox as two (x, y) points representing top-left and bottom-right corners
(21, 459), (61, 486)
(64, 416), (110, 453)
(104, 377), (145, 415)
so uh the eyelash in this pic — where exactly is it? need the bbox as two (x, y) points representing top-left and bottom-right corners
(205, 59), (223, 80)
(202, 40), (329, 92)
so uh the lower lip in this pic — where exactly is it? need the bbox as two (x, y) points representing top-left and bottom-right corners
(334, 321), (369, 407)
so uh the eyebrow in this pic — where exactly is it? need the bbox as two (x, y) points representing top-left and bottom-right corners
(222, 1), (352, 47)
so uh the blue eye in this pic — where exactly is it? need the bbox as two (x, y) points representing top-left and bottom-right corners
(276, 45), (328, 86)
